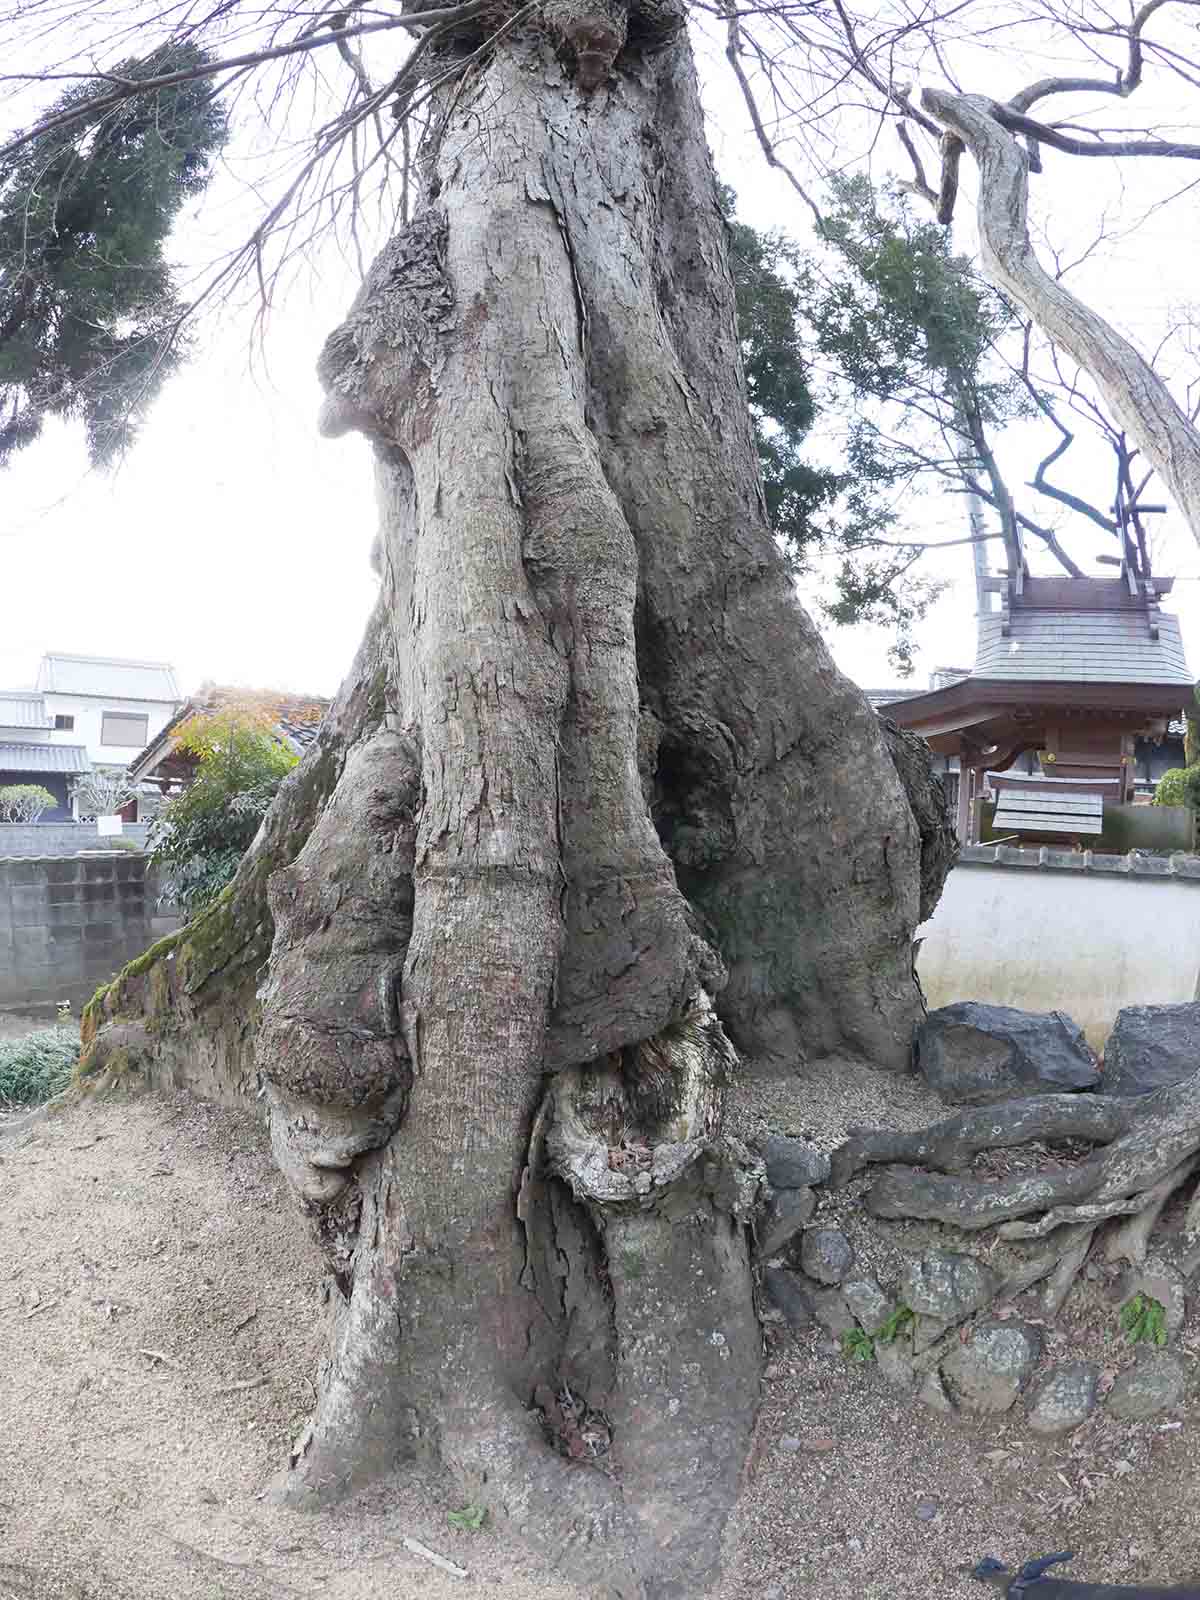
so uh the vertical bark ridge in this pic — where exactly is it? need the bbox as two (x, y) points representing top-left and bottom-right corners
(80, 595), (393, 1099)
(532, 41), (925, 1067)
(289, 37), (732, 1564)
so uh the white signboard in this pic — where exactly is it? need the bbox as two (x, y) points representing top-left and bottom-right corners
(96, 815), (124, 837)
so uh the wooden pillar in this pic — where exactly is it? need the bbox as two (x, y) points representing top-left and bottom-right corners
(956, 744), (973, 843)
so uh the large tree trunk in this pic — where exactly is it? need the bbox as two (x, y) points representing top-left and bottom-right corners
(84, 13), (947, 1594)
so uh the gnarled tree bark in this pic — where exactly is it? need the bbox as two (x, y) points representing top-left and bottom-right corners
(83, 10), (950, 1593)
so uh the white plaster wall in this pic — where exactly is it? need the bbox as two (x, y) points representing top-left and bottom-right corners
(917, 864), (1200, 1051)
(41, 695), (176, 767)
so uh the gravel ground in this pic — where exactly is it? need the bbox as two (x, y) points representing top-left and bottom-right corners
(1, 1067), (1197, 1599)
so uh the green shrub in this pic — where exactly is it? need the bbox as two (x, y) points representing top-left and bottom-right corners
(0, 784), (57, 822)
(447, 1504), (488, 1532)
(1153, 766), (1200, 809)
(0, 1027), (79, 1106)
(148, 707), (298, 914)
(841, 1327), (876, 1362)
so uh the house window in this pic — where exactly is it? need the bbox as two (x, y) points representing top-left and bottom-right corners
(100, 711), (149, 747)
(54, 714), (75, 730)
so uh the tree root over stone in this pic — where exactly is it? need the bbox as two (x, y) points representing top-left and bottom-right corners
(831, 1071), (1200, 1318)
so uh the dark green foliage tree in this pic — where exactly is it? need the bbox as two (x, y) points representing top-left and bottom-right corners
(724, 176), (1037, 672)
(799, 175), (1035, 669)
(721, 185), (841, 564)
(148, 709), (297, 914)
(0, 42), (227, 466)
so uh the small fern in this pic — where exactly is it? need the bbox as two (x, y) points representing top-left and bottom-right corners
(447, 1504), (488, 1533)
(1119, 1292), (1167, 1347)
(875, 1304), (915, 1345)
(841, 1327), (876, 1362)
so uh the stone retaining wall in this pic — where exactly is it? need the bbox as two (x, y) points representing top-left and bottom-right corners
(918, 845), (1200, 1049)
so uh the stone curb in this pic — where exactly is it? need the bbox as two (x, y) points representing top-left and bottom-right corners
(957, 844), (1200, 881)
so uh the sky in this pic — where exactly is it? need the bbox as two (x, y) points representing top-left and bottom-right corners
(2, 7), (1199, 702)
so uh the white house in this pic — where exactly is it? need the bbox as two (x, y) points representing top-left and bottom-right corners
(35, 654), (182, 770)
(0, 655), (181, 821)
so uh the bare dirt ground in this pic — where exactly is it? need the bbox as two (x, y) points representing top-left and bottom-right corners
(1, 1053), (1197, 1600)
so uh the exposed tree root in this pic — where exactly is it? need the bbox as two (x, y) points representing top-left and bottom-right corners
(829, 1094), (1133, 1188)
(832, 1070), (1200, 1319)
(1105, 1157), (1199, 1264)
(996, 1221), (1095, 1308)
(1040, 1226), (1097, 1318)
(836, 1073), (1200, 1231)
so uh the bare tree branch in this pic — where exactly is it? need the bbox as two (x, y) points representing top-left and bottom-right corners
(1008, 0), (1179, 113)
(0, 3), (488, 162)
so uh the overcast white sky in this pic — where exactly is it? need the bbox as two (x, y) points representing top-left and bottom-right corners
(2, 10), (1199, 702)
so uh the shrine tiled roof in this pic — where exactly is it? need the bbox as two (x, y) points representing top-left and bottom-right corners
(974, 608), (1191, 686)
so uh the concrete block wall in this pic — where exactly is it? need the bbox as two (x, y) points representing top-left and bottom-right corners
(0, 853), (170, 1015)
(0, 822), (152, 858)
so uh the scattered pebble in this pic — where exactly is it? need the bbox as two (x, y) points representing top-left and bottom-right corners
(915, 1501), (939, 1522)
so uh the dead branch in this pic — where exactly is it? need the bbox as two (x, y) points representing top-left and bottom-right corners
(936, 130), (964, 224)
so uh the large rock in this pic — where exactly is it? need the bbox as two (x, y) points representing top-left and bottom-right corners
(800, 1226), (855, 1285)
(918, 1368), (953, 1414)
(763, 1134), (830, 1190)
(1106, 1352), (1187, 1420)
(1027, 1361), (1099, 1436)
(843, 1276), (893, 1336)
(1102, 1003), (1200, 1097)
(807, 1286), (857, 1337)
(1120, 1256), (1187, 1334)
(941, 1319), (1041, 1414)
(916, 1002), (1099, 1105)
(875, 1340), (916, 1391)
(762, 1267), (815, 1331)
(901, 1249), (999, 1324)
(757, 1187), (816, 1258)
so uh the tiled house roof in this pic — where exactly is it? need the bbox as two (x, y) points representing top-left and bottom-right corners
(0, 693), (52, 730)
(0, 741), (90, 773)
(37, 653), (181, 701)
(128, 685), (331, 783)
